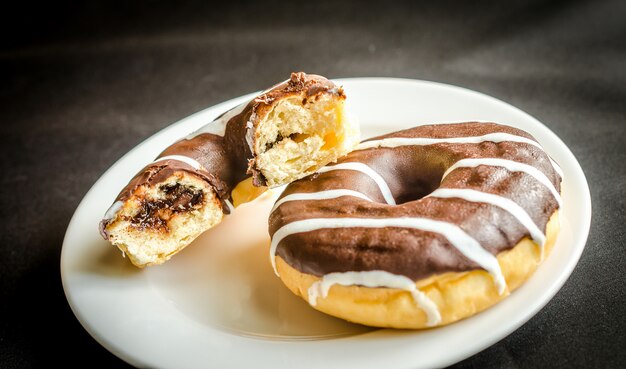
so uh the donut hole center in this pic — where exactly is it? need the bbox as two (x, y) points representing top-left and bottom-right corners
(394, 179), (440, 204)
(373, 153), (447, 205)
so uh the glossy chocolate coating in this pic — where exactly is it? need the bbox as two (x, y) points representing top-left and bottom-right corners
(100, 72), (344, 238)
(269, 122), (562, 281)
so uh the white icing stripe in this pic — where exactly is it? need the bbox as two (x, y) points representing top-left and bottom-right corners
(224, 199), (235, 214)
(357, 132), (545, 150)
(442, 158), (563, 208)
(186, 79), (289, 139)
(152, 155), (202, 170)
(549, 157), (564, 178)
(270, 217), (506, 294)
(317, 163), (396, 205)
(258, 78), (290, 96)
(308, 270), (441, 326)
(103, 201), (124, 220)
(270, 189), (373, 214)
(357, 132), (564, 181)
(186, 102), (247, 139)
(428, 188), (546, 257)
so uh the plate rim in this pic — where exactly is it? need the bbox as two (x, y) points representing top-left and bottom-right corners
(61, 77), (592, 369)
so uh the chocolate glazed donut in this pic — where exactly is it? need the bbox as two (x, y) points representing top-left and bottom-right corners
(269, 122), (562, 328)
(100, 72), (359, 267)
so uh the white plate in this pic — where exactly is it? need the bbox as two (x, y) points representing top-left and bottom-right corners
(61, 78), (591, 369)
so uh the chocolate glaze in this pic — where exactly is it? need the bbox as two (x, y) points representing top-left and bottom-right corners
(269, 122), (562, 281)
(100, 72), (344, 239)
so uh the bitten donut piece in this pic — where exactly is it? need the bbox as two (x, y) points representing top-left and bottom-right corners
(246, 72), (358, 187)
(101, 170), (223, 267)
(269, 122), (563, 328)
(100, 72), (359, 267)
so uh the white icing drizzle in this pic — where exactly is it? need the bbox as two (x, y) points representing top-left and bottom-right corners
(357, 132), (564, 181)
(357, 132), (542, 150)
(186, 102), (247, 139)
(257, 78), (290, 96)
(224, 199), (235, 214)
(103, 201), (124, 220)
(428, 188), (546, 259)
(152, 155), (202, 170)
(316, 163), (396, 205)
(185, 79), (290, 140)
(270, 217), (506, 294)
(549, 157), (564, 178)
(270, 132), (565, 306)
(442, 158), (562, 208)
(357, 132), (543, 151)
(270, 189), (373, 214)
(308, 270), (441, 326)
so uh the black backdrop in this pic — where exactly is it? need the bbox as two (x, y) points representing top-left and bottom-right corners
(1, 1), (625, 368)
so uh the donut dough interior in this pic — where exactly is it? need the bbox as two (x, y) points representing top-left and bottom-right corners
(255, 95), (359, 187)
(103, 172), (224, 267)
(103, 89), (357, 267)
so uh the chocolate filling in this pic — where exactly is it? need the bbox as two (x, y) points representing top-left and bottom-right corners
(264, 133), (284, 152)
(263, 132), (310, 152)
(101, 72), (345, 239)
(128, 183), (204, 231)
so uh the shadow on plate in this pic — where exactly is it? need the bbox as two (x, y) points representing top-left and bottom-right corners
(145, 197), (375, 341)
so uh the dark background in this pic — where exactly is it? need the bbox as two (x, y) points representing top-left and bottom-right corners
(1, 0), (625, 367)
